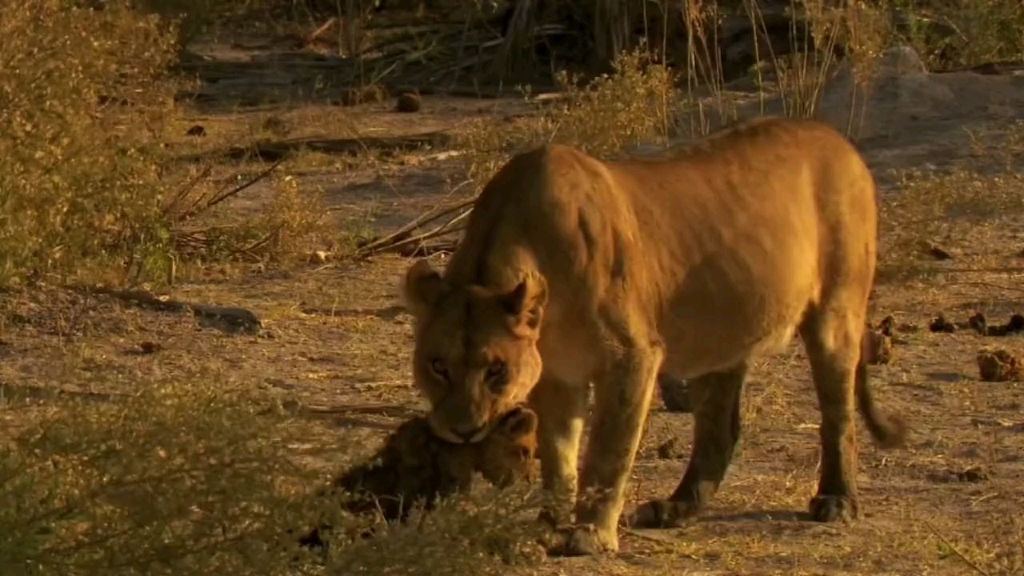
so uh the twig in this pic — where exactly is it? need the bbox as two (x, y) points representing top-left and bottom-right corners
(205, 158), (286, 210)
(228, 225), (285, 259)
(356, 192), (474, 254)
(306, 17), (339, 46)
(924, 521), (991, 576)
(364, 207), (471, 257)
(164, 164), (213, 220)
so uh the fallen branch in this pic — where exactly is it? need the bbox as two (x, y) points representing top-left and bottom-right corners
(190, 132), (453, 163)
(353, 191), (474, 259)
(66, 285), (263, 336)
(206, 157), (287, 211)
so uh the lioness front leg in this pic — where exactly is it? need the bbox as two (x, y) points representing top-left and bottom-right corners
(630, 363), (746, 528)
(549, 320), (663, 556)
(528, 375), (588, 527)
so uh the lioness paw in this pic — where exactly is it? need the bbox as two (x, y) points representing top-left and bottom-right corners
(626, 499), (699, 528)
(809, 495), (859, 523)
(542, 524), (618, 557)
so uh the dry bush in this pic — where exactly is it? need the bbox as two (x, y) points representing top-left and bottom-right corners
(0, 383), (545, 576)
(314, 485), (547, 575)
(171, 170), (331, 268)
(889, 0), (1024, 70)
(459, 47), (676, 188)
(0, 0), (331, 288)
(0, 385), (319, 576)
(0, 0), (182, 288)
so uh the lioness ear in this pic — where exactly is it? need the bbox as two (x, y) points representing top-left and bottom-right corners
(401, 259), (447, 317)
(498, 274), (548, 337)
(499, 407), (538, 439)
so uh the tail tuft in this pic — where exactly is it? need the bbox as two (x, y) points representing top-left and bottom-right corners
(855, 361), (908, 449)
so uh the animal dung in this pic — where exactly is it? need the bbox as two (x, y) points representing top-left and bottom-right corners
(395, 92), (422, 113)
(976, 348), (1021, 382)
(929, 314), (957, 333)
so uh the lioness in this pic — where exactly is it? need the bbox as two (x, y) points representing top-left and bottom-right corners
(401, 116), (907, 556)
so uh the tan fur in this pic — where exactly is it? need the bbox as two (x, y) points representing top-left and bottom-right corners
(402, 116), (908, 556)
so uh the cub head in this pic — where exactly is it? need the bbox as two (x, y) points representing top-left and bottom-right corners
(472, 406), (539, 487)
(401, 259), (548, 444)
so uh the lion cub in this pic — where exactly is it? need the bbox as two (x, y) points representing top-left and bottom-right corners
(296, 406), (538, 549)
(335, 405), (539, 519)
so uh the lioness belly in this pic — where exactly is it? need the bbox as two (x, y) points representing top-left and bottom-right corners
(658, 247), (819, 379)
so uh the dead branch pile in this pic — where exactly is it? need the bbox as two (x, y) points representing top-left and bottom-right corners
(355, 194), (473, 259)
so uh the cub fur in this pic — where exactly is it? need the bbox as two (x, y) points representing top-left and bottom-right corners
(401, 116), (908, 556)
(335, 405), (538, 520)
(296, 406), (538, 549)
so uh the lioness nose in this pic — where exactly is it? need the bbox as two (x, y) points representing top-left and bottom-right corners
(453, 424), (485, 443)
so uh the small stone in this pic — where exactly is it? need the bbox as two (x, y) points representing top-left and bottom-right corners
(309, 250), (331, 264)
(139, 341), (161, 354)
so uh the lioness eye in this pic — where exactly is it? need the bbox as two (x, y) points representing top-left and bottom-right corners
(485, 360), (507, 382)
(429, 358), (448, 380)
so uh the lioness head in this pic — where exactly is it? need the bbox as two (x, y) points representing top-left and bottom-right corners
(402, 259), (548, 444)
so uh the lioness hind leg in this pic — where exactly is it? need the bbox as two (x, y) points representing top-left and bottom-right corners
(629, 363), (746, 528)
(550, 323), (663, 557)
(800, 308), (863, 523)
(528, 376), (588, 528)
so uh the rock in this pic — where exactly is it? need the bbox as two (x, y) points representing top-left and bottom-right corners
(817, 45), (955, 141)
(192, 305), (262, 336)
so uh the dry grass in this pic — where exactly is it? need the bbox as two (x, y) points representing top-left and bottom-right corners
(877, 121), (1024, 285)
(458, 47), (676, 189)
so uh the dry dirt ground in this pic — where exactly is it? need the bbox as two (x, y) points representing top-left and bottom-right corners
(2, 37), (1024, 576)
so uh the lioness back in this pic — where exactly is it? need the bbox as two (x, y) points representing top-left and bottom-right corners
(437, 116), (875, 382)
